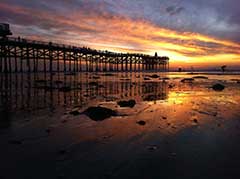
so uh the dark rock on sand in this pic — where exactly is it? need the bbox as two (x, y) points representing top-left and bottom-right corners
(181, 78), (194, 83)
(9, 139), (22, 145)
(117, 99), (136, 108)
(35, 79), (47, 83)
(55, 80), (63, 84)
(162, 77), (170, 80)
(144, 77), (151, 81)
(92, 76), (101, 79)
(83, 106), (117, 121)
(102, 73), (114, 76)
(89, 82), (98, 86)
(193, 119), (198, 123)
(168, 84), (174, 88)
(144, 95), (158, 101)
(64, 72), (76, 76)
(136, 120), (146, 125)
(212, 83), (225, 91)
(59, 86), (71, 92)
(69, 109), (81, 116)
(149, 74), (160, 78)
(193, 76), (208, 79)
(147, 145), (158, 151)
(88, 82), (104, 88)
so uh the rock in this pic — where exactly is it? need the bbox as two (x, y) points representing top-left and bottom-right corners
(168, 84), (174, 88)
(69, 109), (81, 116)
(88, 82), (98, 86)
(181, 78), (194, 83)
(35, 79), (47, 83)
(147, 145), (158, 151)
(162, 77), (170, 80)
(83, 106), (117, 121)
(144, 77), (151, 81)
(162, 116), (167, 119)
(143, 95), (158, 101)
(103, 73), (114, 76)
(88, 82), (104, 88)
(92, 76), (100, 79)
(193, 119), (198, 123)
(117, 100), (136, 108)
(55, 80), (63, 84)
(64, 72), (76, 76)
(193, 76), (208, 79)
(59, 149), (67, 155)
(9, 139), (22, 145)
(149, 74), (160, 78)
(59, 86), (71, 92)
(45, 128), (51, 134)
(137, 120), (146, 125)
(212, 83), (225, 91)
(61, 119), (68, 123)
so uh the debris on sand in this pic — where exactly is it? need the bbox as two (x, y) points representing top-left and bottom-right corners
(117, 99), (136, 108)
(83, 106), (117, 121)
(212, 83), (225, 91)
(149, 74), (160, 78)
(181, 78), (194, 83)
(193, 76), (208, 79)
(136, 120), (146, 125)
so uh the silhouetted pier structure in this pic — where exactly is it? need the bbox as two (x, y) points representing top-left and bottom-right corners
(0, 37), (169, 73)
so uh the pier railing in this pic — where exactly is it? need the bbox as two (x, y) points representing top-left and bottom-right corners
(0, 37), (169, 73)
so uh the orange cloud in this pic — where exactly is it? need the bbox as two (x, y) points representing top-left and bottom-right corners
(1, 2), (240, 69)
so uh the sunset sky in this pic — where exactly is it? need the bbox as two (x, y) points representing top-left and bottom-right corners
(1, 0), (240, 69)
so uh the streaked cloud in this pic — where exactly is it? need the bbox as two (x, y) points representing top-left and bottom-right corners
(0, 0), (240, 68)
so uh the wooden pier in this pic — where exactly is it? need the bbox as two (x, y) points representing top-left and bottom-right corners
(0, 37), (169, 73)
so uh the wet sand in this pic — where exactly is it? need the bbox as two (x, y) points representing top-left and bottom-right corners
(0, 72), (240, 179)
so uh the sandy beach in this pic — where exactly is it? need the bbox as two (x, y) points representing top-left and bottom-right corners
(0, 72), (240, 178)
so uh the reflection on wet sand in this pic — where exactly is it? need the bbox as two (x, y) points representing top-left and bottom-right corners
(0, 72), (240, 179)
(0, 73), (168, 113)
